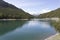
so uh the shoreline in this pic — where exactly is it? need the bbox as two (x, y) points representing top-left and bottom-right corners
(40, 18), (60, 22)
(0, 19), (29, 20)
(45, 33), (60, 40)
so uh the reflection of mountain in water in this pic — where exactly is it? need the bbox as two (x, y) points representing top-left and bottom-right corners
(0, 20), (27, 35)
(0, 20), (57, 40)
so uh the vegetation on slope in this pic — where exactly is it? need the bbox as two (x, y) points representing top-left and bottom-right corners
(51, 21), (60, 32)
(38, 8), (60, 18)
(0, 0), (34, 19)
(0, 8), (33, 19)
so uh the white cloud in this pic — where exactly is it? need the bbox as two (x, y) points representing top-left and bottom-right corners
(22, 8), (52, 15)
(4, 0), (44, 7)
(21, 8), (40, 15)
(25, 8), (52, 15)
(40, 8), (51, 14)
(4, 0), (52, 15)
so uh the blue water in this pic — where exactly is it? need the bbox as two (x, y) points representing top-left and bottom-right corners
(0, 20), (57, 40)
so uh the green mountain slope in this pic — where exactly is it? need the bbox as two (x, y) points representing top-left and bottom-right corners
(0, 0), (33, 19)
(38, 8), (60, 18)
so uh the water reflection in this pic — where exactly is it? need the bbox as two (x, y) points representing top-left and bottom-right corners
(0, 20), (57, 40)
(0, 20), (27, 35)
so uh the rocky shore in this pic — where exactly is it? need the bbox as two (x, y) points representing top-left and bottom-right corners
(45, 33), (60, 40)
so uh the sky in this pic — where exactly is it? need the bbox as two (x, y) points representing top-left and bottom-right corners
(4, 0), (60, 15)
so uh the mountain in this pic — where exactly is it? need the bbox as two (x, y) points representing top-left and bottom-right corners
(0, 0), (33, 19)
(38, 8), (60, 18)
(0, 0), (18, 9)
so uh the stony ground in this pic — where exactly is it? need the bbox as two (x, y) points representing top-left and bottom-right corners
(45, 33), (60, 40)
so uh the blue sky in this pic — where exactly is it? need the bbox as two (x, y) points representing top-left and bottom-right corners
(4, 0), (60, 15)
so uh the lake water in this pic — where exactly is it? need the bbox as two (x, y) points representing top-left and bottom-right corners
(0, 20), (57, 40)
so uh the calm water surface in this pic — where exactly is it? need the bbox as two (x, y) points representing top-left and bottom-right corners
(0, 20), (57, 40)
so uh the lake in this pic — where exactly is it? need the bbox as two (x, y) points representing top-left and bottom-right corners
(0, 20), (57, 40)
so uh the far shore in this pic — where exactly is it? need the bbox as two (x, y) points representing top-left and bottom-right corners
(39, 18), (60, 22)
(0, 18), (60, 21)
(0, 19), (29, 20)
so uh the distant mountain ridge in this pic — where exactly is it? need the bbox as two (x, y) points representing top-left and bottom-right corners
(0, 0), (18, 9)
(38, 8), (60, 18)
(0, 0), (33, 19)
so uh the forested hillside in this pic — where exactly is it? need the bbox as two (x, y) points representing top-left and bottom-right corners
(38, 8), (60, 18)
(0, 0), (33, 19)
